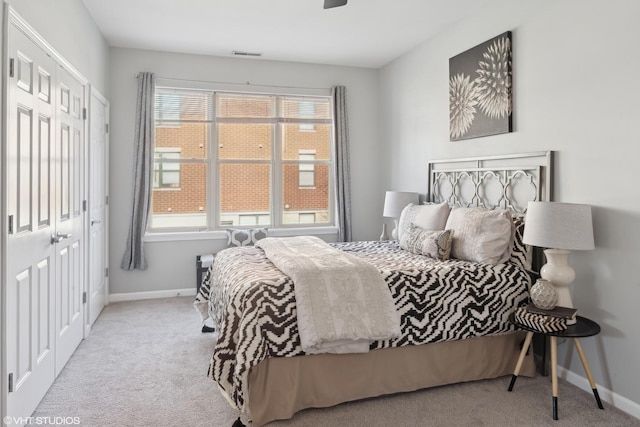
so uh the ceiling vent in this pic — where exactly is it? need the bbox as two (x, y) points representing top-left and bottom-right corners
(232, 50), (263, 57)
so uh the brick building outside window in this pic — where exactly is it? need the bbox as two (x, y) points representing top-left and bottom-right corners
(149, 88), (334, 231)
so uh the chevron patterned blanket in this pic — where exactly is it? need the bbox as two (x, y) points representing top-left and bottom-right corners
(195, 240), (530, 413)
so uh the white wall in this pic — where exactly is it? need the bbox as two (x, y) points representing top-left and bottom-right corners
(379, 0), (640, 415)
(108, 48), (380, 295)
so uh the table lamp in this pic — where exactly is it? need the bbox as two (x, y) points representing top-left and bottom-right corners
(522, 201), (595, 321)
(383, 191), (419, 240)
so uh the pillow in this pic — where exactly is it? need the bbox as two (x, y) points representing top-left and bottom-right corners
(445, 207), (514, 264)
(400, 224), (454, 261)
(509, 215), (532, 270)
(226, 228), (268, 247)
(397, 201), (450, 241)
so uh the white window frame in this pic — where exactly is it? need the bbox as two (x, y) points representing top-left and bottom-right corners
(147, 82), (335, 236)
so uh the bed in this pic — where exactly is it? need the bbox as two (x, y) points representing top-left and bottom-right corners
(195, 151), (553, 426)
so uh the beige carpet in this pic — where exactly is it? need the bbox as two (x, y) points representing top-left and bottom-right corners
(33, 297), (639, 427)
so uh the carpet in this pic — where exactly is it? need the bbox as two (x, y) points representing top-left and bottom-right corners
(33, 297), (639, 427)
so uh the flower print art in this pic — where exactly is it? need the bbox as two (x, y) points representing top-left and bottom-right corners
(449, 32), (512, 141)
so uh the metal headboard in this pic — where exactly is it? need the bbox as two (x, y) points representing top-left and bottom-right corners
(427, 151), (554, 213)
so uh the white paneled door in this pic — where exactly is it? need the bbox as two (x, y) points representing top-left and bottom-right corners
(5, 25), (57, 420)
(88, 88), (109, 328)
(5, 19), (86, 419)
(54, 66), (85, 375)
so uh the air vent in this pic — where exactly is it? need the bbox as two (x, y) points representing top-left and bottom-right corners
(232, 50), (263, 57)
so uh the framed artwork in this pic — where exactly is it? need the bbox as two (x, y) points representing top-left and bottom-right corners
(449, 31), (512, 141)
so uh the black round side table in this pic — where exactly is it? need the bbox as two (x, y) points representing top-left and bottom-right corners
(507, 313), (604, 421)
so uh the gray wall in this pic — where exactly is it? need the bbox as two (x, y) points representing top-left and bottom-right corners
(2, 0), (110, 95)
(379, 0), (640, 413)
(4, 0), (637, 416)
(108, 48), (381, 295)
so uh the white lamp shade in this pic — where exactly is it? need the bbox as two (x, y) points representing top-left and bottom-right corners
(522, 202), (595, 250)
(383, 191), (419, 218)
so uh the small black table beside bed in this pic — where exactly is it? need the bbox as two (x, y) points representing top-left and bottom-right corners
(508, 313), (604, 420)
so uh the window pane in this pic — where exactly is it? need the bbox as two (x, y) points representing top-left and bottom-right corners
(163, 162), (180, 171)
(155, 89), (212, 124)
(299, 171), (315, 187)
(281, 124), (331, 160)
(220, 163), (271, 226)
(282, 164), (329, 225)
(155, 88), (210, 159)
(281, 97), (331, 120)
(239, 215), (258, 226)
(156, 121), (208, 159)
(217, 94), (274, 118)
(150, 163), (207, 229)
(162, 171), (180, 185)
(154, 151), (182, 189)
(218, 124), (272, 160)
(298, 151), (316, 187)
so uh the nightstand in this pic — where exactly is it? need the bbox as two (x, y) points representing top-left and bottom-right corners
(507, 313), (604, 420)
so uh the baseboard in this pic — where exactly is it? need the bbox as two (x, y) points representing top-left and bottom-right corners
(109, 288), (196, 303)
(558, 366), (640, 420)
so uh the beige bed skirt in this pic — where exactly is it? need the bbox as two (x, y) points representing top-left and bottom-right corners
(247, 332), (535, 426)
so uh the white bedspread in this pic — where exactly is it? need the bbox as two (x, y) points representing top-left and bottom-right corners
(255, 236), (400, 354)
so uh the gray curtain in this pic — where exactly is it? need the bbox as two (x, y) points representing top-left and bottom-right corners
(121, 72), (155, 270)
(332, 85), (352, 242)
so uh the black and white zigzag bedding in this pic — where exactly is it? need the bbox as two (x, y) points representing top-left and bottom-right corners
(195, 233), (531, 413)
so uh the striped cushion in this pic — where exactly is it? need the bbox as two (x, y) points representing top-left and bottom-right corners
(514, 307), (566, 332)
(509, 215), (532, 270)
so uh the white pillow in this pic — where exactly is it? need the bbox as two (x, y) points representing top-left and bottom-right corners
(397, 201), (450, 241)
(445, 207), (514, 265)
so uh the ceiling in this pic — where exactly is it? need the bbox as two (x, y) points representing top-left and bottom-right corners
(82, 0), (496, 69)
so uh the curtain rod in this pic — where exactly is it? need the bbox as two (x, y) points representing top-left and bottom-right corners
(133, 73), (330, 92)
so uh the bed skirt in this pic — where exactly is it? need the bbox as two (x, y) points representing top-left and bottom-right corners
(247, 332), (535, 426)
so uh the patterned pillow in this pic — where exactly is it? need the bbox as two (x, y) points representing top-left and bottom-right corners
(226, 228), (268, 247)
(509, 215), (532, 270)
(445, 207), (514, 265)
(397, 201), (450, 241)
(399, 224), (454, 261)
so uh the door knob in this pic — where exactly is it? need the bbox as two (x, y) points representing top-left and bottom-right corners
(50, 232), (72, 244)
(91, 219), (102, 225)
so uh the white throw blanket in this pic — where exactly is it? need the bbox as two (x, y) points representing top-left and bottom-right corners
(255, 236), (400, 354)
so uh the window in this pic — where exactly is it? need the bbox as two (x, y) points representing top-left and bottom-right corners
(153, 149), (181, 189)
(150, 89), (210, 230)
(298, 150), (316, 188)
(149, 88), (334, 232)
(298, 101), (315, 131)
(155, 93), (181, 127)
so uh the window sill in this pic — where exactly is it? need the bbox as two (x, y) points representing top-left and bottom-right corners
(144, 226), (340, 243)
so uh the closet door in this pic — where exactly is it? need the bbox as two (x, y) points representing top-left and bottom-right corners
(54, 66), (85, 375)
(88, 88), (109, 328)
(5, 26), (57, 419)
(4, 15), (87, 418)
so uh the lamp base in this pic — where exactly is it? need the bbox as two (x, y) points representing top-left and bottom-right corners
(391, 219), (399, 240)
(540, 249), (576, 325)
(380, 223), (389, 241)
